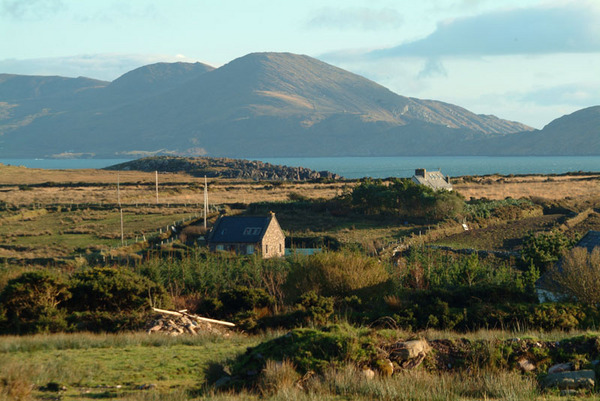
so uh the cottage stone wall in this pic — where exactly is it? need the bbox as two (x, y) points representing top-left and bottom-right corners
(261, 217), (285, 258)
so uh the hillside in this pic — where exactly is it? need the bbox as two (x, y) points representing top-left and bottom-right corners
(105, 156), (342, 180)
(492, 106), (600, 155)
(6, 52), (595, 158)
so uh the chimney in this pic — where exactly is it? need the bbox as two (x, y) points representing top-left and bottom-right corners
(415, 168), (426, 177)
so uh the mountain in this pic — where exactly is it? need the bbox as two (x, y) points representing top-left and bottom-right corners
(1, 52), (580, 158)
(492, 106), (600, 155)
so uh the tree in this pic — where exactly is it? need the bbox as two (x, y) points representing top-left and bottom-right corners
(549, 247), (600, 305)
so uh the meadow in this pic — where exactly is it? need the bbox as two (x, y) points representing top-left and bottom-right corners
(2, 165), (600, 400)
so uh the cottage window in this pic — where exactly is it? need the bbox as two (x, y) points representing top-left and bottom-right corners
(265, 244), (269, 254)
(216, 244), (224, 251)
(246, 245), (255, 254)
(243, 227), (262, 235)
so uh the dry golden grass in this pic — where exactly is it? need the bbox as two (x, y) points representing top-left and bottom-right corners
(454, 174), (600, 200)
(0, 165), (346, 205)
(2, 165), (599, 206)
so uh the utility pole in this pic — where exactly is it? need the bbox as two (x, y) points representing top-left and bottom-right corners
(117, 173), (121, 207)
(203, 175), (208, 229)
(155, 171), (159, 204)
(120, 207), (124, 246)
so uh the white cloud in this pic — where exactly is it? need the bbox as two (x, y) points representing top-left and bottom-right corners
(307, 7), (403, 31)
(369, 2), (600, 58)
(0, 53), (204, 81)
(1, 0), (64, 19)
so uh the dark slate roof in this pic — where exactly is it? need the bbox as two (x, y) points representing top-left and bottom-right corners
(576, 230), (600, 252)
(208, 216), (272, 244)
(412, 170), (453, 191)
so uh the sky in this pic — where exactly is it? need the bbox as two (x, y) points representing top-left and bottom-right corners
(1, 0), (599, 129)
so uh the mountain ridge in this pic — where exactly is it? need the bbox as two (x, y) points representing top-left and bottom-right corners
(0, 52), (597, 157)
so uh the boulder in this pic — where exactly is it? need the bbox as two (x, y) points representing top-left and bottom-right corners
(518, 358), (536, 372)
(548, 362), (574, 374)
(395, 339), (431, 360)
(362, 368), (375, 380)
(391, 339), (431, 369)
(543, 370), (595, 390)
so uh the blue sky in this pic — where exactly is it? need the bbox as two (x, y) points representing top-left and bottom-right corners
(1, 0), (599, 128)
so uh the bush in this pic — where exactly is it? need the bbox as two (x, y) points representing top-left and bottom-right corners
(349, 178), (464, 221)
(521, 231), (576, 273)
(0, 270), (71, 334)
(285, 250), (391, 300)
(297, 291), (334, 326)
(69, 267), (170, 313)
(548, 247), (600, 305)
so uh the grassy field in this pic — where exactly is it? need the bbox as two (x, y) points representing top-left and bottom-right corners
(1, 329), (595, 400)
(2, 165), (600, 263)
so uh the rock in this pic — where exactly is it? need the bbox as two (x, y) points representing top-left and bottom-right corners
(518, 358), (536, 372)
(395, 339), (431, 360)
(543, 370), (596, 390)
(377, 359), (394, 377)
(548, 362), (574, 374)
(137, 383), (157, 390)
(392, 339), (431, 370)
(214, 376), (231, 389)
(362, 368), (375, 380)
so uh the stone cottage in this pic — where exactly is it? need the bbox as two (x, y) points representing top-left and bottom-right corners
(207, 212), (285, 258)
(411, 169), (453, 191)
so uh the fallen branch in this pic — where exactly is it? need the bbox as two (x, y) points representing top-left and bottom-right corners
(152, 307), (235, 327)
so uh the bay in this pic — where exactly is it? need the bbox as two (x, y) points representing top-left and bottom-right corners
(258, 156), (600, 179)
(1, 156), (599, 179)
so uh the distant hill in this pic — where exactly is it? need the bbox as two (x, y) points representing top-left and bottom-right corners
(491, 106), (600, 155)
(2, 52), (596, 157)
(105, 156), (342, 180)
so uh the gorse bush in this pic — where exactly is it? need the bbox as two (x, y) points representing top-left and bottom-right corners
(0, 270), (71, 334)
(69, 267), (170, 312)
(284, 250), (391, 300)
(521, 230), (577, 273)
(349, 178), (464, 221)
(0, 267), (170, 334)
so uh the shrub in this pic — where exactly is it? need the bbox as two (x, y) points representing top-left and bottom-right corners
(297, 291), (334, 326)
(219, 286), (274, 316)
(548, 247), (600, 305)
(0, 270), (71, 334)
(349, 178), (464, 221)
(285, 250), (391, 300)
(230, 324), (378, 388)
(521, 231), (576, 273)
(69, 267), (170, 313)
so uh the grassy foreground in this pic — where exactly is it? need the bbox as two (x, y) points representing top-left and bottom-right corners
(0, 330), (597, 400)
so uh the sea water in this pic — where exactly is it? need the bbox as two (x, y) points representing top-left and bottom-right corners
(1, 156), (599, 179)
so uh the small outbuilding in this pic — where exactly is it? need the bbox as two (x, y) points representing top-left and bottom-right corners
(207, 212), (285, 258)
(411, 169), (452, 191)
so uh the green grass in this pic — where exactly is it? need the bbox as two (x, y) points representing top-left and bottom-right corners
(2, 330), (599, 400)
(0, 207), (200, 260)
(0, 332), (261, 400)
(432, 214), (565, 252)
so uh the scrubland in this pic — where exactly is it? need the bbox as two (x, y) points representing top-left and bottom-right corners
(2, 166), (600, 400)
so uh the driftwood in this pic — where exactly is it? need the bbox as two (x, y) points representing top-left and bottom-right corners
(146, 308), (235, 337)
(152, 307), (235, 327)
